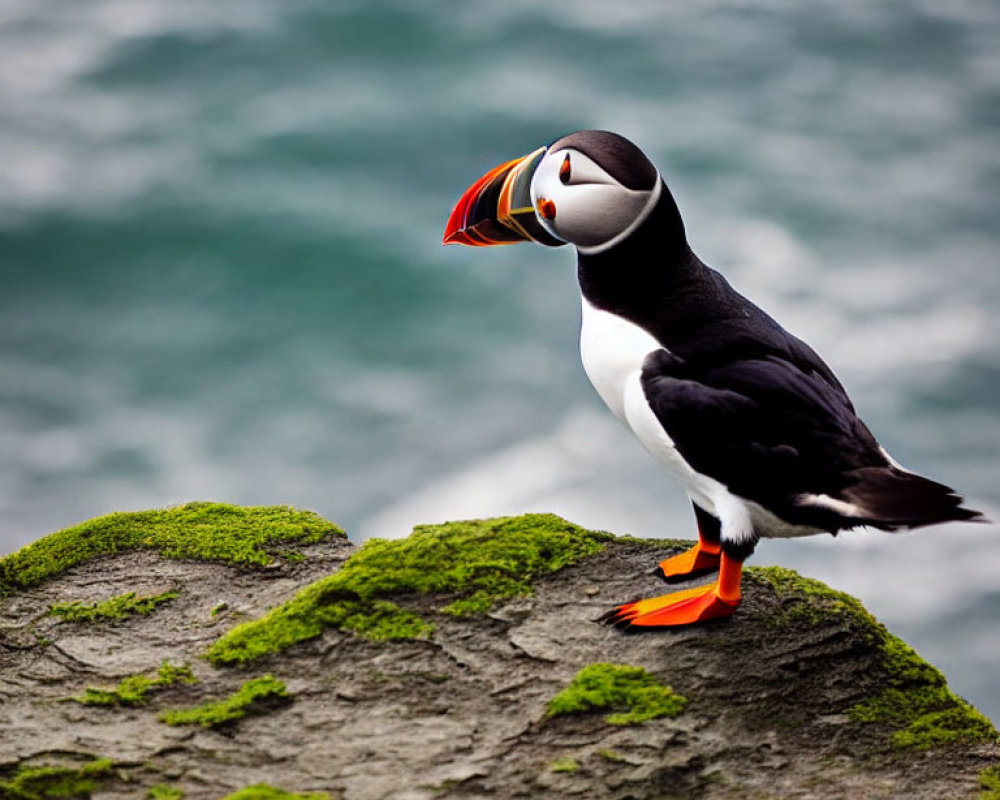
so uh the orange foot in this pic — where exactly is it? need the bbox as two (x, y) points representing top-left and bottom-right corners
(599, 583), (739, 629)
(656, 544), (721, 583)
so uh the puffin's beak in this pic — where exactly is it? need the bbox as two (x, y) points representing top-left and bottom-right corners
(443, 147), (563, 247)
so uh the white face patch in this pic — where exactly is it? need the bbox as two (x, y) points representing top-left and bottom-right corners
(529, 148), (656, 249)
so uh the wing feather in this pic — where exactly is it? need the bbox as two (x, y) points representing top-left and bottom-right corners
(640, 349), (883, 528)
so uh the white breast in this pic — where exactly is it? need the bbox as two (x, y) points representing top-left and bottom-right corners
(578, 299), (724, 510)
(579, 299), (660, 422)
(578, 298), (815, 544)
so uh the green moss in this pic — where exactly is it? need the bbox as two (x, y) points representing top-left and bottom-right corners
(747, 566), (874, 629)
(597, 749), (626, 763)
(749, 566), (998, 751)
(0, 757), (114, 799)
(219, 785), (329, 800)
(148, 785), (184, 800)
(850, 638), (997, 750)
(159, 675), (290, 728)
(980, 764), (1000, 800)
(206, 513), (611, 665)
(550, 756), (579, 773)
(75, 662), (197, 707)
(547, 663), (687, 726)
(0, 502), (344, 595)
(48, 589), (180, 624)
(887, 702), (996, 750)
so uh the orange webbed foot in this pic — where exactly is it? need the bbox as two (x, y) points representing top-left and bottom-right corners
(602, 551), (744, 629)
(599, 583), (738, 629)
(655, 544), (721, 584)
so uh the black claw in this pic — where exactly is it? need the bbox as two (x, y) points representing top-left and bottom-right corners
(597, 606), (634, 626)
(596, 609), (620, 625)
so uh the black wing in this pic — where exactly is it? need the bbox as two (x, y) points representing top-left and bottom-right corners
(641, 348), (890, 530)
(641, 349), (983, 530)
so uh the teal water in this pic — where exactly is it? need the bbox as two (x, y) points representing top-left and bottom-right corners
(2, 1), (999, 720)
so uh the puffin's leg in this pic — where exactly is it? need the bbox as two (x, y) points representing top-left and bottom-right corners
(655, 504), (721, 583)
(601, 537), (756, 628)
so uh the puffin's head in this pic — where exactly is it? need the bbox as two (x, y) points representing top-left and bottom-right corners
(444, 130), (661, 252)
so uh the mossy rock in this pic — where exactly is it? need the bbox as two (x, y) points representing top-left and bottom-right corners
(0, 758), (116, 799)
(159, 675), (291, 729)
(0, 507), (996, 799)
(206, 513), (612, 664)
(48, 588), (180, 624)
(749, 566), (997, 751)
(549, 756), (580, 773)
(547, 662), (687, 725)
(0, 502), (344, 595)
(981, 764), (1000, 800)
(74, 662), (197, 707)
(148, 786), (185, 800)
(220, 785), (329, 800)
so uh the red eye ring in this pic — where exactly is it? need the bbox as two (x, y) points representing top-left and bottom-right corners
(537, 197), (556, 220)
(559, 154), (571, 184)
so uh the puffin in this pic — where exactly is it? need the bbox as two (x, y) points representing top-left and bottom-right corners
(442, 130), (985, 628)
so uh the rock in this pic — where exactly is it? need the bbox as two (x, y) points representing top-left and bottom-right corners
(0, 504), (996, 800)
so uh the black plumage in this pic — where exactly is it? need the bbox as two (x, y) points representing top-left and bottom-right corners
(578, 178), (983, 534)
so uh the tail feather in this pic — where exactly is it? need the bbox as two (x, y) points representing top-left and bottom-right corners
(839, 466), (988, 531)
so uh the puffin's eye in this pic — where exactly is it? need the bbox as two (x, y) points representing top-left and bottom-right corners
(559, 154), (571, 185)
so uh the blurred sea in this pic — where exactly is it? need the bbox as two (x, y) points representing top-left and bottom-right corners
(1, 1), (998, 720)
